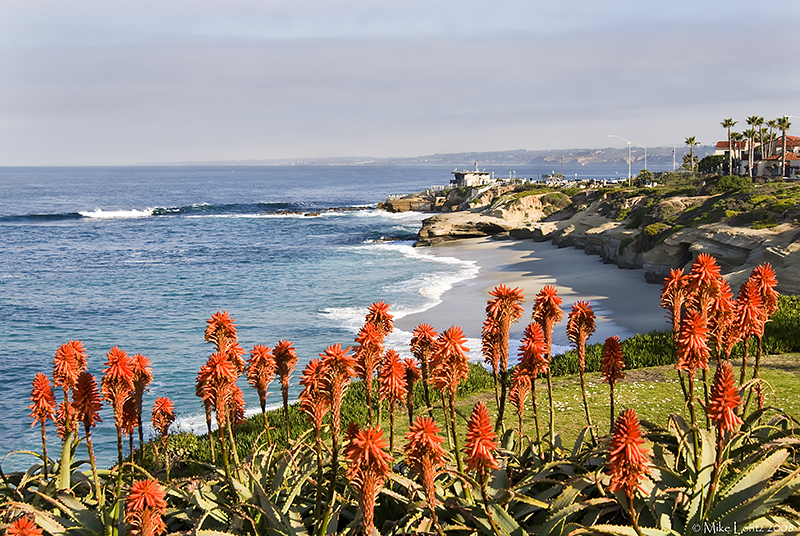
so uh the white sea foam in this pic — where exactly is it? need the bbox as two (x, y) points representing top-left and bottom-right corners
(79, 208), (153, 219)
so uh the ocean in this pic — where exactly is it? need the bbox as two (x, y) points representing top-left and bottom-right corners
(0, 164), (630, 470)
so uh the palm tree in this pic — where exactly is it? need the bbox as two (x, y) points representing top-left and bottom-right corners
(744, 128), (758, 178)
(767, 119), (779, 157)
(721, 118), (737, 174)
(731, 132), (745, 174)
(778, 116), (792, 177)
(685, 136), (700, 174)
(747, 116), (764, 161)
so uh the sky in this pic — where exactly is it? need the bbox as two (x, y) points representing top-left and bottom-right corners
(1, 1), (798, 165)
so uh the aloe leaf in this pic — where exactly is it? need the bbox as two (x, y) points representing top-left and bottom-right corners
(715, 468), (800, 528)
(486, 502), (526, 536)
(710, 449), (789, 521)
(280, 463), (316, 515)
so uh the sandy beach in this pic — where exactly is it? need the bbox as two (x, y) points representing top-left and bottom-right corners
(395, 236), (669, 352)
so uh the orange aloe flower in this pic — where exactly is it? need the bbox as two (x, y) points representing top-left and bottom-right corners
(687, 253), (723, 310)
(567, 301), (596, 371)
(73, 371), (103, 430)
(274, 339), (298, 438)
(102, 346), (135, 466)
(152, 397), (175, 438)
(517, 322), (548, 376)
(379, 349), (407, 452)
(410, 323), (438, 408)
(532, 285), (563, 351)
(299, 358), (331, 431)
(676, 310), (711, 373)
(707, 280), (736, 359)
(121, 397), (139, 438)
(205, 310), (237, 349)
(600, 336), (626, 385)
(481, 315), (502, 378)
(365, 301), (394, 336)
(378, 350), (407, 405)
(485, 285), (525, 399)
(29, 372), (56, 428)
(29, 371), (56, 476)
(247, 344), (276, 417)
(354, 322), (385, 423)
(320, 343), (356, 444)
(607, 408), (651, 499)
(53, 340), (87, 391)
(430, 326), (470, 398)
(737, 279), (766, 339)
(230, 384), (246, 428)
(131, 353), (153, 453)
(601, 336), (626, 432)
(72, 370), (104, 490)
(463, 402), (499, 477)
(6, 516), (43, 536)
(126, 478), (168, 536)
(707, 361), (742, 435)
(749, 262), (780, 316)
(661, 268), (691, 339)
(345, 425), (394, 536)
(404, 416), (448, 529)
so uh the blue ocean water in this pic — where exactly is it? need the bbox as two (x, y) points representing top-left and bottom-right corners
(0, 164), (625, 470)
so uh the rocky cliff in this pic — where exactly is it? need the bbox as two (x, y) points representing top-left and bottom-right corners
(413, 185), (800, 295)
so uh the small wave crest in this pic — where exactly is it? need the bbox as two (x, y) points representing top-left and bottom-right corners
(79, 208), (154, 219)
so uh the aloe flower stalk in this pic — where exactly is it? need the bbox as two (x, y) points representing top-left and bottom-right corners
(405, 416), (449, 535)
(102, 346), (135, 470)
(403, 357), (421, 423)
(131, 353), (153, 462)
(73, 371), (104, 505)
(411, 324), (438, 412)
(52, 340), (87, 490)
(567, 300), (597, 439)
(464, 402), (501, 532)
(345, 425), (394, 536)
(736, 278), (766, 386)
(532, 285), (563, 453)
(485, 285), (524, 432)
(273, 340), (298, 442)
(152, 397), (175, 480)
(747, 264), (780, 408)
(299, 358), (331, 522)
(197, 350), (238, 477)
(28, 372), (56, 478)
(247, 344), (276, 438)
(481, 316), (502, 413)
(126, 478), (168, 536)
(687, 253), (723, 311)
(518, 322), (547, 454)
(431, 326), (470, 473)
(607, 408), (650, 535)
(661, 269), (693, 402)
(205, 309), (237, 349)
(509, 368), (531, 445)
(122, 396), (139, 460)
(320, 343), (356, 532)
(601, 336), (626, 434)
(707, 280), (736, 362)
(676, 310), (711, 427)
(354, 322), (385, 424)
(378, 349), (407, 454)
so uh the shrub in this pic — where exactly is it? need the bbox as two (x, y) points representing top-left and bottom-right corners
(643, 222), (669, 237)
(712, 175), (753, 193)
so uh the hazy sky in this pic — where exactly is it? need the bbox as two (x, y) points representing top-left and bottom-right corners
(1, 1), (797, 165)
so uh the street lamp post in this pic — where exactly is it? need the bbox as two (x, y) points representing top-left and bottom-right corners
(609, 135), (646, 186)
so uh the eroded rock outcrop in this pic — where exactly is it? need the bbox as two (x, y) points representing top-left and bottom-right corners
(415, 192), (800, 294)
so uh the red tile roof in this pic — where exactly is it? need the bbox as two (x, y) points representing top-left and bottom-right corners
(765, 152), (800, 161)
(715, 141), (748, 149)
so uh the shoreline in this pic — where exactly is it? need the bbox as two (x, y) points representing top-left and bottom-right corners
(394, 236), (669, 351)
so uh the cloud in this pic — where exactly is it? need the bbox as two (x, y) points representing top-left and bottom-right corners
(0, 1), (796, 164)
